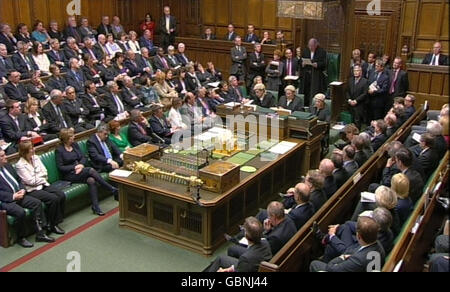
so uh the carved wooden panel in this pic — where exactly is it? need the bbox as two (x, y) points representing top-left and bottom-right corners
(418, 3), (442, 37)
(354, 14), (392, 58)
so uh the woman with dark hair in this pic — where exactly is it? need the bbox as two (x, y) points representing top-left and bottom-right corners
(140, 13), (155, 38)
(55, 128), (118, 216)
(31, 41), (51, 75)
(15, 141), (66, 235)
(81, 53), (104, 87)
(105, 33), (123, 57)
(112, 52), (129, 75)
(108, 120), (131, 152)
(31, 20), (50, 47)
(165, 68), (177, 89)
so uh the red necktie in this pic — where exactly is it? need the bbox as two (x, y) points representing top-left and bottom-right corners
(389, 70), (399, 94)
(287, 59), (291, 75)
(161, 56), (168, 69)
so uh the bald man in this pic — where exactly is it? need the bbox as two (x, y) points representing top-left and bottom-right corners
(422, 42), (449, 66)
(319, 159), (337, 199)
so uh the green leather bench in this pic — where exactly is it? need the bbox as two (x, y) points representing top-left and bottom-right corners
(1, 139), (111, 246)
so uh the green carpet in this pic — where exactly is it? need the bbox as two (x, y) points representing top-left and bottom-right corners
(1, 197), (230, 272)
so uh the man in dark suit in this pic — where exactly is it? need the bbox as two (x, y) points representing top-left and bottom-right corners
(387, 57), (409, 112)
(158, 6), (177, 51)
(96, 16), (113, 37)
(153, 47), (171, 71)
(139, 30), (157, 56)
(124, 50), (146, 78)
(42, 89), (74, 135)
(61, 86), (93, 133)
(228, 201), (296, 259)
(149, 104), (173, 145)
(87, 125), (123, 173)
(176, 43), (190, 66)
(352, 135), (369, 168)
(0, 149), (55, 247)
(422, 42), (449, 66)
(227, 75), (246, 103)
(310, 216), (385, 272)
(46, 65), (68, 91)
(247, 43), (266, 89)
(0, 100), (39, 152)
(365, 52), (377, 79)
(206, 217), (272, 272)
(367, 59), (390, 121)
(225, 24), (237, 41)
(47, 39), (68, 69)
(201, 28), (216, 40)
(103, 81), (128, 123)
(66, 58), (86, 95)
(64, 38), (83, 61)
(394, 149), (424, 203)
(128, 109), (162, 147)
(319, 159), (338, 199)
(300, 38), (327, 107)
(0, 24), (17, 54)
(0, 44), (15, 81)
(282, 48), (299, 90)
(166, 46), (182, 69)
(277, 85), (303, 112)
(341, 145), (359, 176)
(347, 64), (369, 129)
(82, 38), (102, 63)
(331, 153), (349, 189)
(81, 81), (107, 125)
(286, 183), (314, 230)
(404, 94), (416, 119)
(121, 76), (145, 111)
(12, 41), (39, 79)
(3, 71), (29, 102)
(230, 36), (247, 82)
(244, 24), (259, 44)
(64, 16), (82, 45)
(414, 133), (439, 182)
(368, 119), (387, 152)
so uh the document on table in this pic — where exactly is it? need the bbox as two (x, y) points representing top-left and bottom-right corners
(269, 141), (297, 154)
(110, 169), (133, 178)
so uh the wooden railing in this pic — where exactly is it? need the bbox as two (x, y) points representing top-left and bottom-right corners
(382, 151), (449, 272)
(258, 106), (427, 272)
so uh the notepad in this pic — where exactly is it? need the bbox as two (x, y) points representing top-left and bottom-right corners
(360, 191), (376, 203)
(110, 169), (133, 178)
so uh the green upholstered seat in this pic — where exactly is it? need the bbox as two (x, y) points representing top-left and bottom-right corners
(120, 125), (129, 137)
(267, 90), (279, 105)
(240, 85), (248, 98)
(40, 151), (61, 183)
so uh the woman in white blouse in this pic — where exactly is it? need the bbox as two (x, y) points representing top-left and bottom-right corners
(168, 97), (188, 131)
(127, 31), (141, 54)
(31, 41), (51, 75)
(15, 141), (66, 235)
(105, 33), (123, 57)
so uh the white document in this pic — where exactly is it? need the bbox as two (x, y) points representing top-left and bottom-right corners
(269, 141), (297, 154)
(207, 81), (220, 88)
(0, 142), (11, 151)
(412, 132), (422, 143)
(284, 75), (299, 81)
(332, 124), (346, 130)
(224, 102), (240, 108)
(329, 81), (343, 86)
(358, 210), (374, 218)
(302, 58), (312, 66)
(110, 169), (133, 178)
(239, 237), (249, 246)
(361, 191), (376, 203)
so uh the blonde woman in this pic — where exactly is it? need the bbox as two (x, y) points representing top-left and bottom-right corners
(391, 173), (412, 225)
(153, 71), (178, 109)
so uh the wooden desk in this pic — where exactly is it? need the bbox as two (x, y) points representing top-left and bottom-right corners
(406, 63), (449, 110)
(110, 139), (306, 255)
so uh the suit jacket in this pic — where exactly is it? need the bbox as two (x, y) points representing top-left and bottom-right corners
(87, 134), (123, 172)
(324, 175), (338, 199)
(41, 102), (73, 134)
(0, 56), (15, 79)
(64, 26), (82, 44)
(236, 240), (272, 272)
(288, 202), (314, 230)
(404, 168), (424, 203)
(388, 69), (408, 97)
(325, 242), (385, 272)
(282, 57), (299, 77)
(310, 189), (327, 212)
(333, 168), (349, 189)
(416, 147), (438, 181)
(175, 53), (190, 66)
(65, 69), (86, 94)
(185, 73), (202, 92)
(24, 112), (52, 135)
(422, 53), (449, 66)
(153, 55), (171, 71)
(0, 33), (17, 54)
(103, 92), (126, 122)
(158, 15), (177, 36)
(371, 133), (387, 152)
(128, 121), (156, 147)
(24, 83), (50, 100)
(82, 47), (102, 62)
(96, 24), (113, 37)
(264, 217), (297, 255)
(61, 98), (90, 126)
(266, 61), (284, 91)
(139, 37), (156, 53)
(244, 34), (259, 44)
(0, 164), (25, 203)
(343, 160), (359, 176)
(368, 71), (390, 107)
(149, 115), (171, 138)
(63, 46), (82, 61)
(121, 86), (144, 110)
(347, 77), (369, 104)
(0, 114), (28, 144)
(253, 92), (275, 108)
(227, 86), (245, 103)
(4, 82), (28, 102)
(124, 59), (145, 77)
(354, 151), (368, 169)
(225, 32), (237, 41)
(166, 54), (182, 68)
(12, 52), (39, 76)
(248, 52), (266, 80)
(46, 50), (68, 67)
(97, 64), (118, 84)
(434, 135), (447, 161)
(46, 76), (68, 92)
(81, 93), (107, 122)
(277, 96), (302, 112)
(310, 106), (331, 122)
(230, 46), (247, 75)
(55, 143), (87, 178)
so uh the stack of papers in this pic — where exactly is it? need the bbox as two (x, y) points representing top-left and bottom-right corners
(360, 191), (376, 203)
(224, 102), (240, 108)
(269, 141), (297, 155)
(110, 169), (133, 178)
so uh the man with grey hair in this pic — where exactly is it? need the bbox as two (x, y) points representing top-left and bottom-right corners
(42, 89), (73, 134)
(128, 109), (162, 147)
(61, 86), (93, 133)
(97, 16), (112, 37)
(12, 41), (39, 79)
(66, 57), (86, 94)
(87, 123), (123, 174)
(121, 76), (145, 111)
(407, 119), (446, 159)
(103, 81), (129, 122)
(301, 38), (327, 107)
(176, 42), (190, 66)
(0, 43), (14, 83)
(64, 37), (83, 61)
(47, 38), (68, 68)
(247, 43), (265, 90)
(166, 45), (181, 68)
(0, 23), (17, 54)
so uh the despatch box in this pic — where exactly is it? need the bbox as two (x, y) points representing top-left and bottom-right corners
(287, 116), (318, 129)
(199, 161), (240, 193)
(123, 143), (160, 166)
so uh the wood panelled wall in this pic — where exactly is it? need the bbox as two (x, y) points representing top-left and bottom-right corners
(0, 0), (118, 30)
(398, 0), (449, 59)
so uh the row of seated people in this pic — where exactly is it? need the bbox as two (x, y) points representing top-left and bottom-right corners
(204, 102), (449, 272)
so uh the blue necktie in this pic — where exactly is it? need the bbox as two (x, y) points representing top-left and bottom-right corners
(1, 167), (20, 192)
(101, 141), (112, 160)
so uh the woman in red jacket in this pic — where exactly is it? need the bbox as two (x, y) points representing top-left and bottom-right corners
(140, 13), (155, 40)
